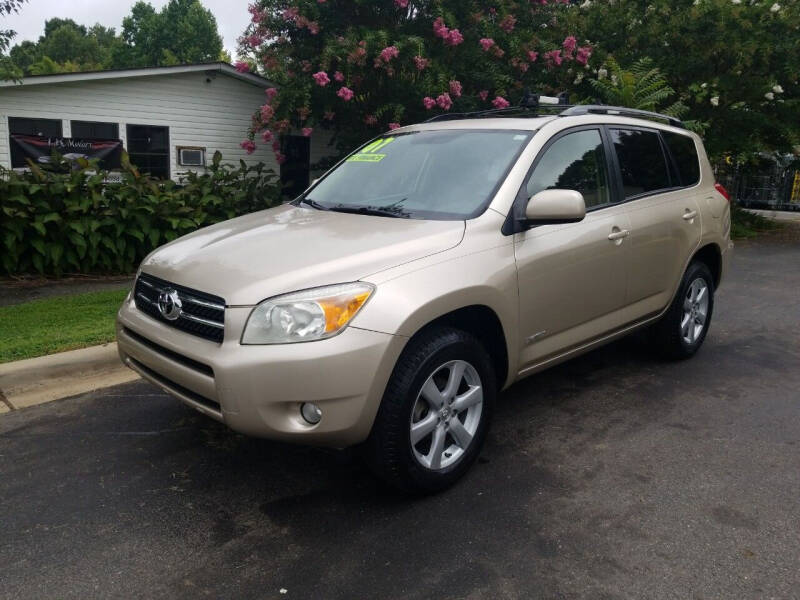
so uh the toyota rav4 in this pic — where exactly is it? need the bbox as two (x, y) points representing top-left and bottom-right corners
(117, 105), (733, 493)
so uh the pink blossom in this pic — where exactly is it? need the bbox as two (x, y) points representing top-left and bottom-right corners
(337, 86), (355, 101)
(248, 4), (266, 23)
(297, 106), (310, 120)
(388, 122), (401, 130)
(436, 92), (453, 110)
(395, 0), (409, 6)
(300, 60), (313, 73)
(478, 90), (489, 101)
(282, 7), (299, 21)
(240, 139), (256, 154)
(364, 114), (378, 125)
(445, 29), (464, 46)
(433, 17), (449, 38)
(499, 14), (516, 33)
(265, 87), (278, 101)
(234, 60), (250, 73)
(301, 127), (313, 137)
(274, 119), (290, 133)
(575, 45), (592, 66)
(449, 80), (463, 97)
(312, 71), (330, 86)
(308, 21), (320, 35)
(275, 152), (287, 164)
(245, 34), (263, 47)
(562, 36), (577, 54)
(261, 129), (273, 143)
(271, 140), (281, 152)
(379, 45), (400, 62)
(544, 49), (563, 67)
(527, 50), (539, 62)
(479, 38), (495, 51)
(324, 111), (335, 120)
(260, 104), (275, 121)
(492, 96), (510, 109)
(414, 56), (429, 70)
(511, 57), (529, 73)
(422, 96), (436, 109)
(333, 71), (345, 82)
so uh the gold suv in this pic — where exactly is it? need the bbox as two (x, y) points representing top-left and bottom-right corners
(117, 105), (733, 493)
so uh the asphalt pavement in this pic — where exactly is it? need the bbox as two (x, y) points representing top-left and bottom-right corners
(1, 231), (799, 599)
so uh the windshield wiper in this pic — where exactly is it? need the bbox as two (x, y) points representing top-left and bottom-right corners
(328, 204), (410, 219)
(298, 198), (330, 211)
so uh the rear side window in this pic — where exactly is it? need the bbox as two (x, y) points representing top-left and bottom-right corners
(662, 131), (700, 187)
(611, 128), (671, 198)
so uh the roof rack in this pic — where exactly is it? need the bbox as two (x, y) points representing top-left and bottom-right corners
(559, 105), (685, 129)
(424, 91), (572, 123)
(423, 92), (686, 129)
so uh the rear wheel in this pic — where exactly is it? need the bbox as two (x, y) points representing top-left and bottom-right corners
(364, 327), (495, 494)
(649, 261), (715, 359)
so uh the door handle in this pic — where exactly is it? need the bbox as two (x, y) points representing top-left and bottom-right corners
(607, 229), (630, 241)
(682, 210), (698, 221)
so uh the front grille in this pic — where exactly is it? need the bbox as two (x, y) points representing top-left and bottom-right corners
(134, 273), (225, 343)
(129, 357), (222, 415)
(123, 327), (214, 377)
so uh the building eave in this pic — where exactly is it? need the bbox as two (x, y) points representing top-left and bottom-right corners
(0, 62), (274, 89)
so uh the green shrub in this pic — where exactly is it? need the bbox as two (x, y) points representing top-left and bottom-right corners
(1, 151), (281, 275)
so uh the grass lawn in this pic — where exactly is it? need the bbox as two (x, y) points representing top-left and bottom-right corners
(0, 288), (129, 363)
(731, 205), (784, 239)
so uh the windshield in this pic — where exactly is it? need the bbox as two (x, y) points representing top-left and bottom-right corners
(302, 129), (532, 220)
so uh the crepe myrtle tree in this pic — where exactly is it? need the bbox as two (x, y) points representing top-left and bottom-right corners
(236, 0), (595, 164)
(569, 0), (800, 159)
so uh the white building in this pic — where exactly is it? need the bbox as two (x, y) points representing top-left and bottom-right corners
(0, 62), (330, 193)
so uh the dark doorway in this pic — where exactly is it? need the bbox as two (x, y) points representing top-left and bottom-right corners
(126, 124), (170, 179)
(280, 135), (310, 198)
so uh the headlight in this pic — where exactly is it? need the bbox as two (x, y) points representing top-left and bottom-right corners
(241, 282), (375, 344)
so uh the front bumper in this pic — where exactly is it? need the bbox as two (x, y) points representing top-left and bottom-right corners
(116, 294), (406, 447)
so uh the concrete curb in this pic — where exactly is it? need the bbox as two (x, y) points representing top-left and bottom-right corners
(0, 342), (140, 412)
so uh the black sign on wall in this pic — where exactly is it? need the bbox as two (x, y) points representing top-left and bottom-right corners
(9, 135), (122, 169)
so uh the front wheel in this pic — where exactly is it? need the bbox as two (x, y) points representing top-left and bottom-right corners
(364, 327), (495, 494)
(649, 261), (715, 359)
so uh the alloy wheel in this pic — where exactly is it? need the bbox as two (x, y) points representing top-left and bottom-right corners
(409, 360), (483, 471)
(681, 277), (709, 345)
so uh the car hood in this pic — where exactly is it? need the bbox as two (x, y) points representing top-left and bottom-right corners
(139, 204), (465, 305)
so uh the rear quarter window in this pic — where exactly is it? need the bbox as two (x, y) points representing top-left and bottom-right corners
(610, 128), (672, 198)
(662, 131), (701, 187)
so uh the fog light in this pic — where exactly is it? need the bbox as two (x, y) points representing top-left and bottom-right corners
(301, 402), (322, 425)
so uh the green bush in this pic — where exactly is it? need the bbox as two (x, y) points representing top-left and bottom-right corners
(1, 151), (281, 275)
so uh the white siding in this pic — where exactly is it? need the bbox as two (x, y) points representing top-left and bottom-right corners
(0, 71), (281, 180)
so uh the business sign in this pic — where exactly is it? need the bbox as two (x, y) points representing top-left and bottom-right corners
(9, 135), (122, 169)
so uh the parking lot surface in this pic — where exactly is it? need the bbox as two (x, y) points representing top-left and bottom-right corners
(2, 232), (799, 599)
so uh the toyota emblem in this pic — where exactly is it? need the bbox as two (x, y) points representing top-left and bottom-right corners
(157, 288), (182, 321)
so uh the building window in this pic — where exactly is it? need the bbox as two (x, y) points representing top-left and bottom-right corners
(280, 135), (310, 198)
(126, 124), (170, 179)
(8, 117), (62, 168)
(71, 120), (119, 140)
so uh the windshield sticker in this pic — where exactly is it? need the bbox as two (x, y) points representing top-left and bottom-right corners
(347, 153), (386, 162)
(346, 137), (395, 163)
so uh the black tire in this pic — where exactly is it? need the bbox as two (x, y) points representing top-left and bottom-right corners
(649, 261), (715, 360)
(364, 326), (495, 494)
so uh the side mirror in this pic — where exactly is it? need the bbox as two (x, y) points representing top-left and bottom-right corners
(525, 189), (586, 224)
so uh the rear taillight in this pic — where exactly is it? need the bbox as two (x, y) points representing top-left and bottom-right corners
(714, 183), (731, 202)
